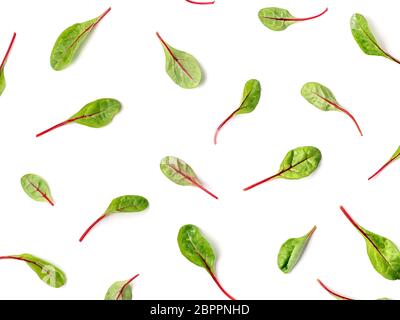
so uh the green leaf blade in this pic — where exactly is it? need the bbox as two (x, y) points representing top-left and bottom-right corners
(160, 156), (198, 186)
(0, 70), (5, 96)
(50, 8), (111, 70)
(178, 224), (216, 274)
(106, 195), (149, 215)
(301, 82), (338, 111)
(105, 281), (132, 300)
(341, 206), (400, 280)
(362, 227), (400, 280)
(71, 98), (121, 128)
(104, 275), (139, 300)
(350, 13), (388, 59)
(279, 146), (322, 180)
(391, 146), (400, 160)
(278, 226), (316, 273)
(157, 33), (202, 89)
(18, 254), (66, 288)
(235, 79), (261, 115)
(258, 7), (296, 31)
(20, 173), (54, 206)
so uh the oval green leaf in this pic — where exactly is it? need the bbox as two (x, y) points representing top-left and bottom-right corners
(341, 206), (400, 280)
(258, 8), (296, 31)
(177, 225), (235, 300)
(105, 280), (133, 300)
(18, 254), (66, 288)
(70, 98), (122, 128)
(0, 254), (66, 288)
(258, 7), (328, 31)
(36, 98), (122, 137)
(79, 195), (148, 242)
(235, 79), (262, 115)
(105, 195), (149, 216)
(301, 82), (338, 111)
(301, 82), (363, 136)
(244, 146), (322, 191)
(50, 8), (111, 70)
(178, 224), (216, 273)
(214, 79), (261, 144)
(278, 226), (316, 273)
(350, 13), (400, 64)
(160, 156), (218, 199)
(104, 274), (139, 300)
(279, 146), (322, 179)
(160, 156), (198, 187)
(156, 32), (202, 89)
(21, 173), (54, 206)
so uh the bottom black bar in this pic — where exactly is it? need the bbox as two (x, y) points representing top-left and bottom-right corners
(0, 300), (392, 318)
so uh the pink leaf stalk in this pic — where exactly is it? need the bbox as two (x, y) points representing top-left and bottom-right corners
(0, 33), (16, 72)
(185, 0), (215, 4)
(79, 214), (107, 242)
(317, 279), (352, 300)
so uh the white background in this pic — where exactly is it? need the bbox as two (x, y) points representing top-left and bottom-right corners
(0, 0), (399, 300)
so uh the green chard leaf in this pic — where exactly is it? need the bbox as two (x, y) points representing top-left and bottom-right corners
(340, 206), (400, 280)
(243, 146), (322, 191)
(278, 226), (316, 273)
(0, 33), (16, 96)
(258, 7), (328, 31)
(214, 79), (261, 144)
(50, 7), (111, 70)
(21, 173), (54, 206)
(79, 195), (149, 242)
(350, 13), (400, 64)
(301, 82), (363, 136)
(160, 156), (218, 199)
(36, 98), (121, 137)
(156, 32), (202, 89)
(104, 274), (139, 300)
(0, 253), (66, 288)
(178, 224), (235, 300)
(368, 146), (400, 180)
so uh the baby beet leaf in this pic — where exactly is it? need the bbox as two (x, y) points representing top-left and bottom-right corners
(0, 254), (66, 288)
(104, 274), (139, 300)
(258, 7), (328, 31)
(178, 224), (235, 300)
(0, 33), (16, 96)
(317, 279), (352, 300)
(50, 7), (111, 70)
(79, 195), (148, 242)
(214, 79), (261, 145)
(243, 146), (321, 191)
(36, 98), (121, 137)
(160, 156), (218, 199)
(351, 13), (400, 64)
(21, 173), (54, 206)
(156, 32), (202, 89)
(340, 206), (400, 280)
(301, 82), (363, 136)
(278, 226), (316, 273)
(368, 146), (400, 180)
(185, 0), (215, 4)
